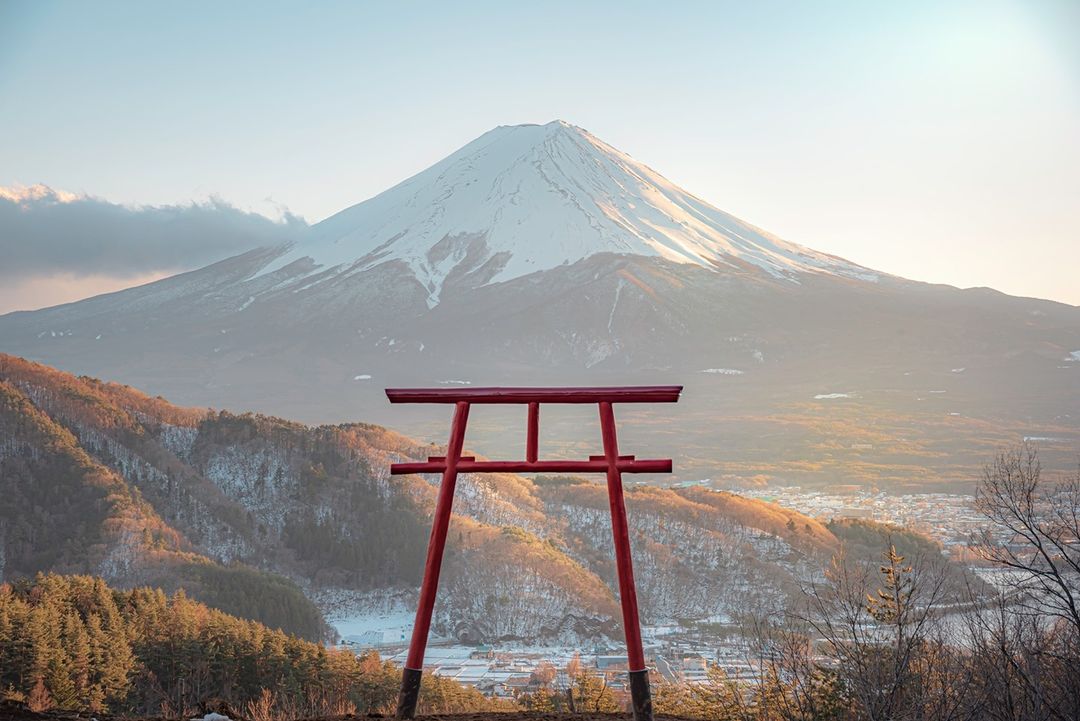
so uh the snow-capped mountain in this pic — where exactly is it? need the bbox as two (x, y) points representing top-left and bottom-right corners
(259, 120), (875, 306)
(1, 121), (1078, 488)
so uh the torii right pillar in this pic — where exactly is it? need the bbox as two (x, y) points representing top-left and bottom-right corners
(598, 398), (652, 721)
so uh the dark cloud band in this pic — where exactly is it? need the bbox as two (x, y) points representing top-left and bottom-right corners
(0, 186), (307, 279)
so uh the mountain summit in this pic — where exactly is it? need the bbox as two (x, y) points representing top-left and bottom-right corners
(258, 120), (874, 306)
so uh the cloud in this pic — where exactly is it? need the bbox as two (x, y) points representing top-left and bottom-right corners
(0, 184), (308, 281)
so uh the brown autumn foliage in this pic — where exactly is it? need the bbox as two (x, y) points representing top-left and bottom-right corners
(0, 573), (506, 718)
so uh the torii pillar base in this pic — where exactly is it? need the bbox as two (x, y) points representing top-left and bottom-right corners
(629, 669), (653, 720)
(396, 668), (423, 719)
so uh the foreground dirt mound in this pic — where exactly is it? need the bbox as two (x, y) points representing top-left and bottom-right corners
(360, 716), (689, 721)
(0, 704), (690, 721)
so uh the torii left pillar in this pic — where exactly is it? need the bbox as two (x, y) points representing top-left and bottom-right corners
(385, 386), (682, 721)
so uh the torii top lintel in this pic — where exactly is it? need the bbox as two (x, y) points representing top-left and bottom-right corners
(385, 385), (682, 404)
(385, 385), (682, 476)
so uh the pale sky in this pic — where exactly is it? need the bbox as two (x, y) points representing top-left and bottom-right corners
(1, 0), (1078, 310)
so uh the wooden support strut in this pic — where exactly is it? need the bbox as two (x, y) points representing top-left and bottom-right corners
(389, 386), (679, 721)
(526, 401), (539, 464)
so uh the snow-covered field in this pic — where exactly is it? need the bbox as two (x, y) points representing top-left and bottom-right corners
(313, 588), (422, 647)
(332, 609), (416, 646)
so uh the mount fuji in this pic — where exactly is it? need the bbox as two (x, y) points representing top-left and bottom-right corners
(254, 120), (877, 307)
(2, 121), (1078, 488)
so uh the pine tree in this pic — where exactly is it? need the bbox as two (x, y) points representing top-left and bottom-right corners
(26, 676), (51, 713)
(62, 610), (91, 706)
(0, 586), (19, 686)
(99, 594), (134, 704)
(0, 587), (33, 690)
(572, 672), (619, 713)
(866, 545), (913, 624)
(45, 653), (78, 710)
(521, 686), (556, 711)
(25, 603), (58, 688)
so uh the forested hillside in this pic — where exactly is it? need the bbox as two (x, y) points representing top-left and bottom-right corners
(0, 354), (621, 639)
(0, 354), (969, 643)
(0, 573), (499, 717)
(0, 375), (325, 639)
(537, 481), (838, 621)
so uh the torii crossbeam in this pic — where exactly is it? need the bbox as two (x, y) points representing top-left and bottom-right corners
(387, 385), (682, 721)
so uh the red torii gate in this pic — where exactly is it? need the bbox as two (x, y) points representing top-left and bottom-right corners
(386, 385), (682, 721)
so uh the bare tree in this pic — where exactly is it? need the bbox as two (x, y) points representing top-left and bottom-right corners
(974, 442), (1080, 637)
(968, 443), (1080, 721)
(531, 660), (557, 688)
(564, 653), (581, 712)
(961, 587), (1064, 721)
(244, 688), (276, 721)
(801, 543), (951, 721)
(745, 615), (844, 721)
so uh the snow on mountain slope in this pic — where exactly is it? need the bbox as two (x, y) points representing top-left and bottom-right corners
(256, 120), (877, 306)
(2, 122), (1078, 490)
